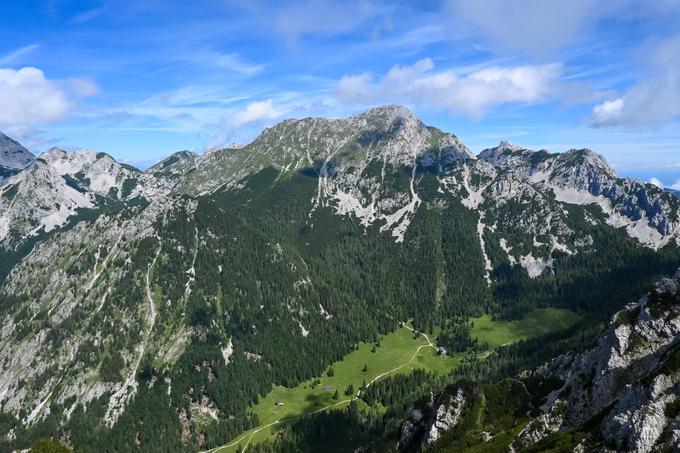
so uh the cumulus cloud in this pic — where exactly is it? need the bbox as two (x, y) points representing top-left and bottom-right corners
(589, 36), (680, 127)
(0, 67), (97, 127)
(205, 100), (285, 149)
(228, 100), (284, 128)
(672, 179), (680, 191)
(336, 58), (563, 118)
(649, 177), (664, 187)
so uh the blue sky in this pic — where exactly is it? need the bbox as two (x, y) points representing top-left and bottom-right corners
(1, 0), (680, 187)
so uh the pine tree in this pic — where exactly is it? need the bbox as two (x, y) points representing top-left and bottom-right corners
(333, 389), (339, 400)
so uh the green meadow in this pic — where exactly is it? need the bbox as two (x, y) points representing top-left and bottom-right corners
(212, 308), (580, 452)
(470, 308), (581, 348)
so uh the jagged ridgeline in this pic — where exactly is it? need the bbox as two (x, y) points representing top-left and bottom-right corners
(0, 106), (679, 452)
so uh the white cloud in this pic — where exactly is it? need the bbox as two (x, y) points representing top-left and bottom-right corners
(590, 36), (680, 127)
(649, 177), (664, 187)
(672, 179), (680, 191)
(0, 67), (98, 127)
(336, 59), (563, 118)
(590, 98), (624, 125)
(228, 100), (284, 128)
(205, 100), (285, 149)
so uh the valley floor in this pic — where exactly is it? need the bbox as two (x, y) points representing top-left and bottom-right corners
(210, 308), (579, 452)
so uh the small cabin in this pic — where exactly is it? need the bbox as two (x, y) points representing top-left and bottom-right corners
(437, 346), (447, 356)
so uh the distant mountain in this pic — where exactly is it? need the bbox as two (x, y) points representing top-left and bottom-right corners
(147, 150), (199, 178)
(478, 142), (680, 249)
(0, 132), (35, 184)
(0, 132), (34, 169)
(0, 146), (178, 250)
(0, 107), (679, 453)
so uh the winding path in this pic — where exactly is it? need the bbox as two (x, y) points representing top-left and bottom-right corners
(206, 324), (436, 453)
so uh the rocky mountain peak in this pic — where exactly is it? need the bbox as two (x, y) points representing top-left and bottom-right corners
(0, 132), (35, 170)
(555, 148), (616, 178)
(148, 150), (199, 177)
(355, 104), (415, 123)
(497, 140), (523, 152)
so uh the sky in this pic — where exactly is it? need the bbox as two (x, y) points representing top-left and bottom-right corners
(1, 0), (680, 188)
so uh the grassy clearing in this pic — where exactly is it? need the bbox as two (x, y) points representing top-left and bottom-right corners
(470, 308), (581, 348)
(212, 325), (453, 451)
(212, 308), (579, 452)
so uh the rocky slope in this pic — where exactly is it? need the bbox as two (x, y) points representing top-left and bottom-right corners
(0, 147), (177, 250)
(401, 270), (680, 452)
(479, 142), (680, 249)
(0, 133), (34, 170)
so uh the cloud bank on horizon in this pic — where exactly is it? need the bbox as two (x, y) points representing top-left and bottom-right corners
(0, 0), (679, 184)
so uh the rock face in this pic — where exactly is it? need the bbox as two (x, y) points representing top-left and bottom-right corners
(515, 269), (680, 452)
(423, 389), (466, 446)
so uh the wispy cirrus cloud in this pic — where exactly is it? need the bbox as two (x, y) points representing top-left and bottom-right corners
(445, 0), (680, 56)
(446, 0), (601, 55)
(230, 0), (394, 47)
(70, 4), (108, 24)
(0, 44), (41, 65)
(336, 58), (564, 118)
(146, 51), (263, 77)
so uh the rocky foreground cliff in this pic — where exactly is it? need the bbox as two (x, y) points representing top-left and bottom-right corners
(400, 270), (680, 452)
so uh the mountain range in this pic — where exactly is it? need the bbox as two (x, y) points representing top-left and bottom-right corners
(0, 106), (679, 452)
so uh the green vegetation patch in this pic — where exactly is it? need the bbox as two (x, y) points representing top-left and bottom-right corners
(470, 308), (581, 348)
